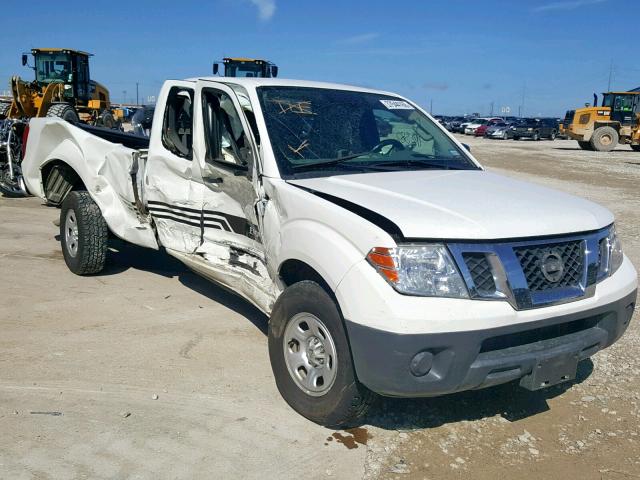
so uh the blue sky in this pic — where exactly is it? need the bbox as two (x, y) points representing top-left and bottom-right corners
(1, 0), (638, 116)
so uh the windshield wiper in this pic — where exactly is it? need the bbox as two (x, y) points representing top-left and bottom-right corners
(367, 158), (468, 171)
(290, 151), (373, 171)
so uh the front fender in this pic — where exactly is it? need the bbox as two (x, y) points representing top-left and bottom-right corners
(263, 177), (395, 293)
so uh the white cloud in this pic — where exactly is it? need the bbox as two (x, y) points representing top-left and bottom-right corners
(337, 33), (380, 45)
(532, 0), (606, 12)
(249, 0), (276, 21)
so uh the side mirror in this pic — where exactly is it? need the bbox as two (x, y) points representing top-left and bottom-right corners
(21, 54), (28, 66)
(271, 66), (278, 78)
(213, 63), (219, 75)
(462, 143), (471, 152)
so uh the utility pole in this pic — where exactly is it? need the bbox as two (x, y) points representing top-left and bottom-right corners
(136, 82), (139, 105)
(122, 90), (127, 104)
(607, 60), (613, 91)
(430, 99), (433, 114)
(520, 83), (526, 118)
(489, 101), (494, 116)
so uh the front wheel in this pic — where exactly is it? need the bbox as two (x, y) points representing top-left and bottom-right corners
(549, 131), (557, 140)
(268, 281), (374, 427)
(590, 126), (618, 152)
(532, 131), (540, 141)
(631, 145), (640, 152)
(60, 191), (108, 275)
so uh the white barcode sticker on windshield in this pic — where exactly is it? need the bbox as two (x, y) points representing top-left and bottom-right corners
(380, 99), (415, 110)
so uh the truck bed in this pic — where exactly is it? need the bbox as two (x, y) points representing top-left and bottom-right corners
(75, 123), (150, 150)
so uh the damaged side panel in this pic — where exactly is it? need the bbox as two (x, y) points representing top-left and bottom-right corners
(22, 118), (158, 249)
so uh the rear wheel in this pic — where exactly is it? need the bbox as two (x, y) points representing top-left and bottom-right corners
(502, 131), (508, 140)
(60, 191), (108, 275)
(46, 103), (79, 124)
(549, 131), (557, 140)
(578, 141), (593, 151)
(98, 110), (116, 129)
(590, 126), (618, 152)
(532, 131), (540, 141)
(268, 281), (374, 427)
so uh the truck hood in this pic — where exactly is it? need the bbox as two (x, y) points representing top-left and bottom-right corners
(288, 170), (613, 240)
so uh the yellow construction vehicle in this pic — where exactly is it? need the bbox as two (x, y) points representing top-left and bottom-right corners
(562, 91), (640, 151)
(212, 57), (279, 78)
(632, 114), (640, 151)
(0, 48), (116, 127)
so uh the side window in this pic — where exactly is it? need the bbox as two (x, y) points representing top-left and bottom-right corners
(162, 87), (194, 160)
(202, 90), (251, 167)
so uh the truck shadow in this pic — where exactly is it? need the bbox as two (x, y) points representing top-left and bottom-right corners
(102, 239), (269, 334)
(365, 359), (594, 430)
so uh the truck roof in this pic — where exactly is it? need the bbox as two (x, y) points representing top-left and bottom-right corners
(185, 76), (399, 98)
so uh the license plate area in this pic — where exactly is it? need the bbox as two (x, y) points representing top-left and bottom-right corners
(520, 353), (579, 390)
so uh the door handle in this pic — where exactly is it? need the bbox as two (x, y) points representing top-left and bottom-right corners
(203, 175), (223, 184)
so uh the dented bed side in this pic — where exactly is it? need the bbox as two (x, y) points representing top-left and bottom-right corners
(22, 118), (158, 250)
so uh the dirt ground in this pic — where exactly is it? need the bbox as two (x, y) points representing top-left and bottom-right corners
(1, 136), (639, 479)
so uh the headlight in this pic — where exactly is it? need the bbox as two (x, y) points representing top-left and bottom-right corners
(527, 128), (533, 131)
(367, 245), (469, 298)
(598, 225), (624, 278)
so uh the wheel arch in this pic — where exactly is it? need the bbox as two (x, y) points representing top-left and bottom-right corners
(279, 258), (333, 294)
(41, 159), (87, 206)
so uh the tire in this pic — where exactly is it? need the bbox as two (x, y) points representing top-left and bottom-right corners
(532, 131), (540, 141)
(0, 101), (10, 120)
(631, 145), (640, 152)
(549, 131), (557, 140)
(502, 131), (508, 140)
(98, 110), (116, 129)
(578, 141), (593, 151)
(268, 281), (374, 427)
(46, 103), (79, 124)
(60, 191), (108, 275)
(513, 136), (520, 140)
(590, 126), (618, 152)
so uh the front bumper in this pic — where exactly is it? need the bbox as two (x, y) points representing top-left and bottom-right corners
(345, 289), (636, 397)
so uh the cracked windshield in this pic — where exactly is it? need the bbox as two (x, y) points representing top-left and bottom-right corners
(257, 86), (478, 176)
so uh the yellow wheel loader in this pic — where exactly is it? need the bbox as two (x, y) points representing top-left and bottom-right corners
(0, 48), (117, 196)
(212, 57), (279, 78)
(632, 115), (640, 152)
(0, 48), (115, 126)
(562, 91), (640, 152)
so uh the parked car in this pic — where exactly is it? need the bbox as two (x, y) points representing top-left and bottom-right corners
(464, 118), (488, 135)
(510, 118), (559, 140)
(465, 117), (502, 135)
(475, 119), (503, 137)
(20, 77), (637, 428)
(484, 122), (512, 139)
(131, 105), (155, 137)
(445, 116), (467, 132)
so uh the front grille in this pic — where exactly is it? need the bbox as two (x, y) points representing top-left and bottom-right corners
(514, 241), (584, 291)
(463, 253), (496, 295)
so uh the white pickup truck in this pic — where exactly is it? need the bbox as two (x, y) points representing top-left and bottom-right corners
(21, 77), (637, 427)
